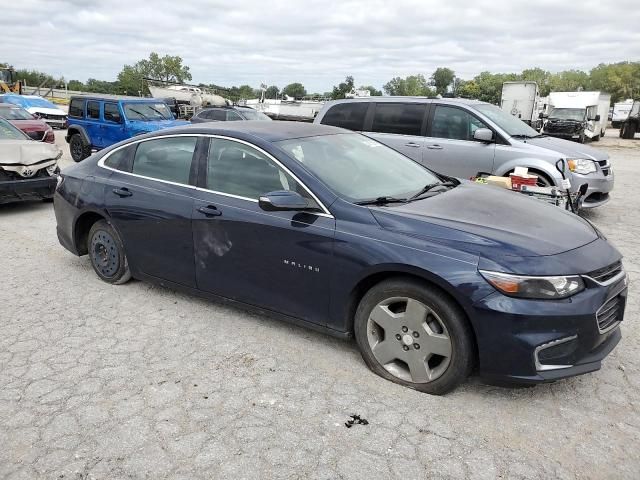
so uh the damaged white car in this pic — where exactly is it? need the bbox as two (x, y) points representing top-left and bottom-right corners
(0, 117), (62, 204)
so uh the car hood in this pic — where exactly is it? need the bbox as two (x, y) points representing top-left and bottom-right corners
(129, 119), (190, 131)
(8, 119), (50, 131)
(369, 182), (598, 259)
(25, 106), (66, 116)
(0, 139), (61, 165)
(524, 135), (607, 161)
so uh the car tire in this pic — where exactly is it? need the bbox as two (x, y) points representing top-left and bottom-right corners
(621, 123), (636, 139)
(87, 220), (131, 285)
(592, 134), (600, 142)
(70, 133), (91, 162)
(354, 278), (474, 395)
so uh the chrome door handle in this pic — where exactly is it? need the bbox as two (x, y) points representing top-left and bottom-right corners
(112, 187), (132, 197)
(405, 142), (421, 148)
(197, 205), (222, 217)
(427, 144), (443, 150)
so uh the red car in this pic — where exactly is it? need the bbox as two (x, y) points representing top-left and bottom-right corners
(0, 104), (55, 143)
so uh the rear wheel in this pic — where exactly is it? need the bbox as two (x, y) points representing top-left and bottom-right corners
(354, 278), (474, 395)
(69, 133), (91, 162)
(621, 123), (636, 139)
(87, 220), (131, 284)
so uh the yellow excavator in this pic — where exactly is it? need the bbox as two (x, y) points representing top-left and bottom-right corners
(0, 66), (22, 94)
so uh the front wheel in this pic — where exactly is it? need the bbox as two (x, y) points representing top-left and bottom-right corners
(354, 278), (475, 395)
(87, 220), (131, 284)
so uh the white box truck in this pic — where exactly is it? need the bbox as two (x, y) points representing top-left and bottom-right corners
(542, 91), (611, 143)
(612, 99), (634, 128)
(500, 81), (544, 129)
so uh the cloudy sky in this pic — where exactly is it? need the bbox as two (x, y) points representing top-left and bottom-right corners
(2, 0), (639, 92)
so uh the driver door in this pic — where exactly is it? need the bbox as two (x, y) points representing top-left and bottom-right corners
(191, 137), (336, 325)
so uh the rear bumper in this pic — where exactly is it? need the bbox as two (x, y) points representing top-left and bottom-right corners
(0, 176), (56, 204)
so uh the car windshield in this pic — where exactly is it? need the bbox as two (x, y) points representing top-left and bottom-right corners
(549, 108), (585, 121)
(238, 109), (271, 121)
(0, 118), (29, 139)
(0, 106), (34, 120)
(276, 133), (442, 203)
(473, 103), (540, 137)
(123, 102), (173, 121)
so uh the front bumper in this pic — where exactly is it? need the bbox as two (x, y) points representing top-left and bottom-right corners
(572, 169), (614, 209)
(472, 271), (627, 385)
(0, 176), (57, 204)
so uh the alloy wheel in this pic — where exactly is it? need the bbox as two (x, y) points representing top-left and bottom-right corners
(366, 297), (452, 383)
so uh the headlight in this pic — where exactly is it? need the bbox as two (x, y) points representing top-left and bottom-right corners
(567, 158), (597, 175)
(479, 270), (585, 299)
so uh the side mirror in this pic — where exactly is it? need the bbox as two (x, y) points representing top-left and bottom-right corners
(259, 190), (310, 211)
(473, 128), (494, 143)
(594, 114), (601, 121)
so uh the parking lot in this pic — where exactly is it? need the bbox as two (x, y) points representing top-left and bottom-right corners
(0, 129), (638, 479)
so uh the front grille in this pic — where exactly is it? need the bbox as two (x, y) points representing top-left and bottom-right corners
(588, 261), (623, 283)
(597, 295), (623, 332)
(39, 113), (66, 122)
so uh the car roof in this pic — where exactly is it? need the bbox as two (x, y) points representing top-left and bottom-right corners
(325, 96), (489, 107)
(69, 94), (159, 102)
(159, 121), (346, 142)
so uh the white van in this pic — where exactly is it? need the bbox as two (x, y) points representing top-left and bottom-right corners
(543, 92), (610, 142)
(500, 81), (544, 129)
(612, 99), (634, 128)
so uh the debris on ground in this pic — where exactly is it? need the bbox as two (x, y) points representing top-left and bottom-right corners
(345, 414), (369, 428)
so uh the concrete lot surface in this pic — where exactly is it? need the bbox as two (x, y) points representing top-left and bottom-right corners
(0, 129), (638, 479)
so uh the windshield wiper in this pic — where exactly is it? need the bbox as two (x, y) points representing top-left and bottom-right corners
(128, 108), (150, 121)
(149, 106), (168, 120)
(408, 181), (457, 201)
(355, 196), (408, 206)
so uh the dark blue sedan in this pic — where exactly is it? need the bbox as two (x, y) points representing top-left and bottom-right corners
(53, 121), (627, 394)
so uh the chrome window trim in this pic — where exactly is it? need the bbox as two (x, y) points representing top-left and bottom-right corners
(97, 133), (334, 219)
(534, 335), (577, 372)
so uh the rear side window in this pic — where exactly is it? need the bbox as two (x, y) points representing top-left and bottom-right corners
(200, 109), (226, 121)
(226, 110), (243, 121)
(131, 137), (197, 184)
(68, 98), (84, 118)
(371, 103), (426, 136)
(320, 102), (369, 131)
(87, 101), (100, 120)
(104, 145), (134, 171)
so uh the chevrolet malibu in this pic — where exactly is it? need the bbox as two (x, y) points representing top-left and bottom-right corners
(53, 122), (627, 394)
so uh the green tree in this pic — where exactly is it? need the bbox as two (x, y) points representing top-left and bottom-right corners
(282, 82), (307, 99)
(331, 76), (354, 100)
(116, 52), (192, 95)
(548, 70), (590, 93)
(67, 80), (86, 91)
(456, 80), (481, 99)
(383, 74), (434, 96)
(359, 85), (382, 96)
(265, 85), (280, 98)
(520, 67), (552, 96)
(14, 68), (59, 87)
(430, 67), (455, 95)
(590, 62), (640, 102)
(471, 71), (519, 104)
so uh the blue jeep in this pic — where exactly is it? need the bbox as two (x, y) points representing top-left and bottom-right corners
(65, 96), (188, 162)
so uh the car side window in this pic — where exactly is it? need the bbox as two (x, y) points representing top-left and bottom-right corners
(69, 99), (84, 118)
(370, 103), (426, 136)
(104, 103), (121, 123)
(226, 111), (243, 121)
(104, 145), (134, 171)
(206, 138), (318, 206)
(131, 137), (197, 185)
(320, 102), (369, 131)
(87, 101), (100, 120)
(431, 106), (489, 141)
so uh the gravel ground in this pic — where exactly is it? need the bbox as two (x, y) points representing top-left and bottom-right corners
(0, 129), (638, 480)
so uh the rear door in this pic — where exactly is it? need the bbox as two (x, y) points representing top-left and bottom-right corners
(423, 104), (496, 178)
(85, 100), (103, 148)
(362, 102), (427, 162)
(102, 135), (201, 287)
(318, 102), (370, 132)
